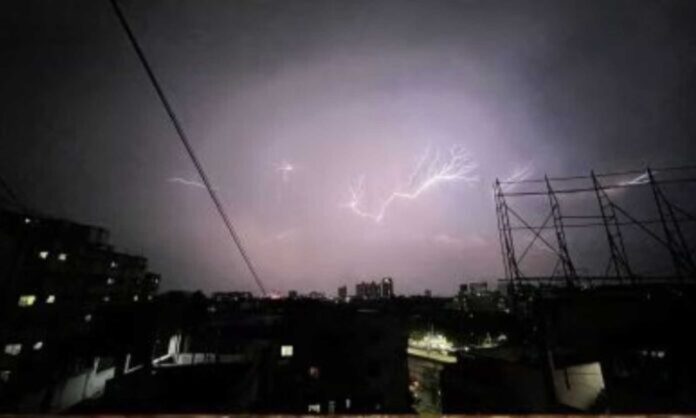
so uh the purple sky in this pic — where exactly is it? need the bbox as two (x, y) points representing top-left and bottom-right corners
(2, 0), (696, 295)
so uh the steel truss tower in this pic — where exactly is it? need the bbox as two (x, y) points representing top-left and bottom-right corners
(494, 165), (696, 297)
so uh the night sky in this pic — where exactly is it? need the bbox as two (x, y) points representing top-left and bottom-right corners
(2, 0), (696, 295)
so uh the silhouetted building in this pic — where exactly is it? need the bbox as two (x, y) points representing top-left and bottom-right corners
(459, 284), (469, 295)
(381, 277), (394, 298)
(75, 299), (412, 414)
(337, 286), (347, 301)
(307, 291), (326, 300)
(0, 209), (160, 412)
(212, 292), (253, 303)
(469, 281), (488, 295)
(355, 278), (395, 300)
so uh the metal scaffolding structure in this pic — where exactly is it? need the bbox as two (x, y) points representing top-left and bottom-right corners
(494, 165), (696, 292)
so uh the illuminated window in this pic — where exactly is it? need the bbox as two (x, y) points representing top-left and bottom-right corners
(345, 398), (351, 409)
(46, 295), (56, 304)
(110, 261), (117, 268)
(307, 404), (321, 413)
(4, 344), (21, 356)
(309, 366), (320, 378)
(39, 251), (49, 259)
(84, 314), (92, 322)
(103, 296), (110, 303)
(147, 295), (153, 301)
(33, 341), (43, 351)
(24, 218), (31, 224)
(280, 345), (293, 358)
(58, 253), (67, 261)
(107, 277), (115, 285)
(0, 370), (10, 382)
(133, 295), (139, 302)
(18, 295), (36, 307)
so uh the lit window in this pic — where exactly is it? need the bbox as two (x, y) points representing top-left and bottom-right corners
(280, 345), (294, 358)
(39, 251), (49, 259)
(107, 277), (115, 285)
(18, 295), (36, 307)
(84, 314), (92, 322)
(345, 398), (351, 409)
(308, 404), (321, 413)
(0, 370), (10, 382)
(110, 261), (117, 268)
(4, 344), (22, 356)
(103, 296), (110, 303)
(33, 341), (43, 351)
(309, 366), (320, 378)
(24, 218), (31, 224)
(58, 253), (67, 262)
(147, 295), (153, 301)
(133, 295), (139, 302)
(46, 295), (56, 304)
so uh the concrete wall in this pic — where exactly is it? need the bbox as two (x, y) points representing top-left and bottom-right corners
(49, 357), (115, 411)
(552, 362), (605, 411)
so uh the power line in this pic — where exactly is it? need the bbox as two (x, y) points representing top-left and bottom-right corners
(109, 0), (267, 296)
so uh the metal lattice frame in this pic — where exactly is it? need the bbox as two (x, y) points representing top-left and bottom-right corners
(591, 171), (634, 283)
(495, 165), (696, 297)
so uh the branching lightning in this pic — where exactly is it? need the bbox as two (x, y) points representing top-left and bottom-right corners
(344, 145), (479, 223)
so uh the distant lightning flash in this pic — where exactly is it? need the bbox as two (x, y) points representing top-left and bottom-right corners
(345, 145), (478, 223)
(168, 177), (220, 191)
(619, 171), (650, 186)
(500, 163), (535, 193)
(276, 161), (295, 183)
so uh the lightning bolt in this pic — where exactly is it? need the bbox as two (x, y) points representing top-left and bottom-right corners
(619, 171), (650, 186)
(275, 161), (295, 183)
(500, 163), (535, 193)
(168, 177), (220, 191)
(344, 145), (479, 223)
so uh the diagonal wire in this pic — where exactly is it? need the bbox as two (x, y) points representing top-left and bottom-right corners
(517, 212), (553, 265)
(109, 0), (266, 296)
(507, 205), (562, 257)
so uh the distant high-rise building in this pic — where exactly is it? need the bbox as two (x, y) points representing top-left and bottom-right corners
(381, 277), (394, 298)
(469, 281), (488, 295)
(355, 280), (390, 300)
(338, 285), (348, 301)
(459, 284), (469, 295)
(308, 291), (326, 300)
